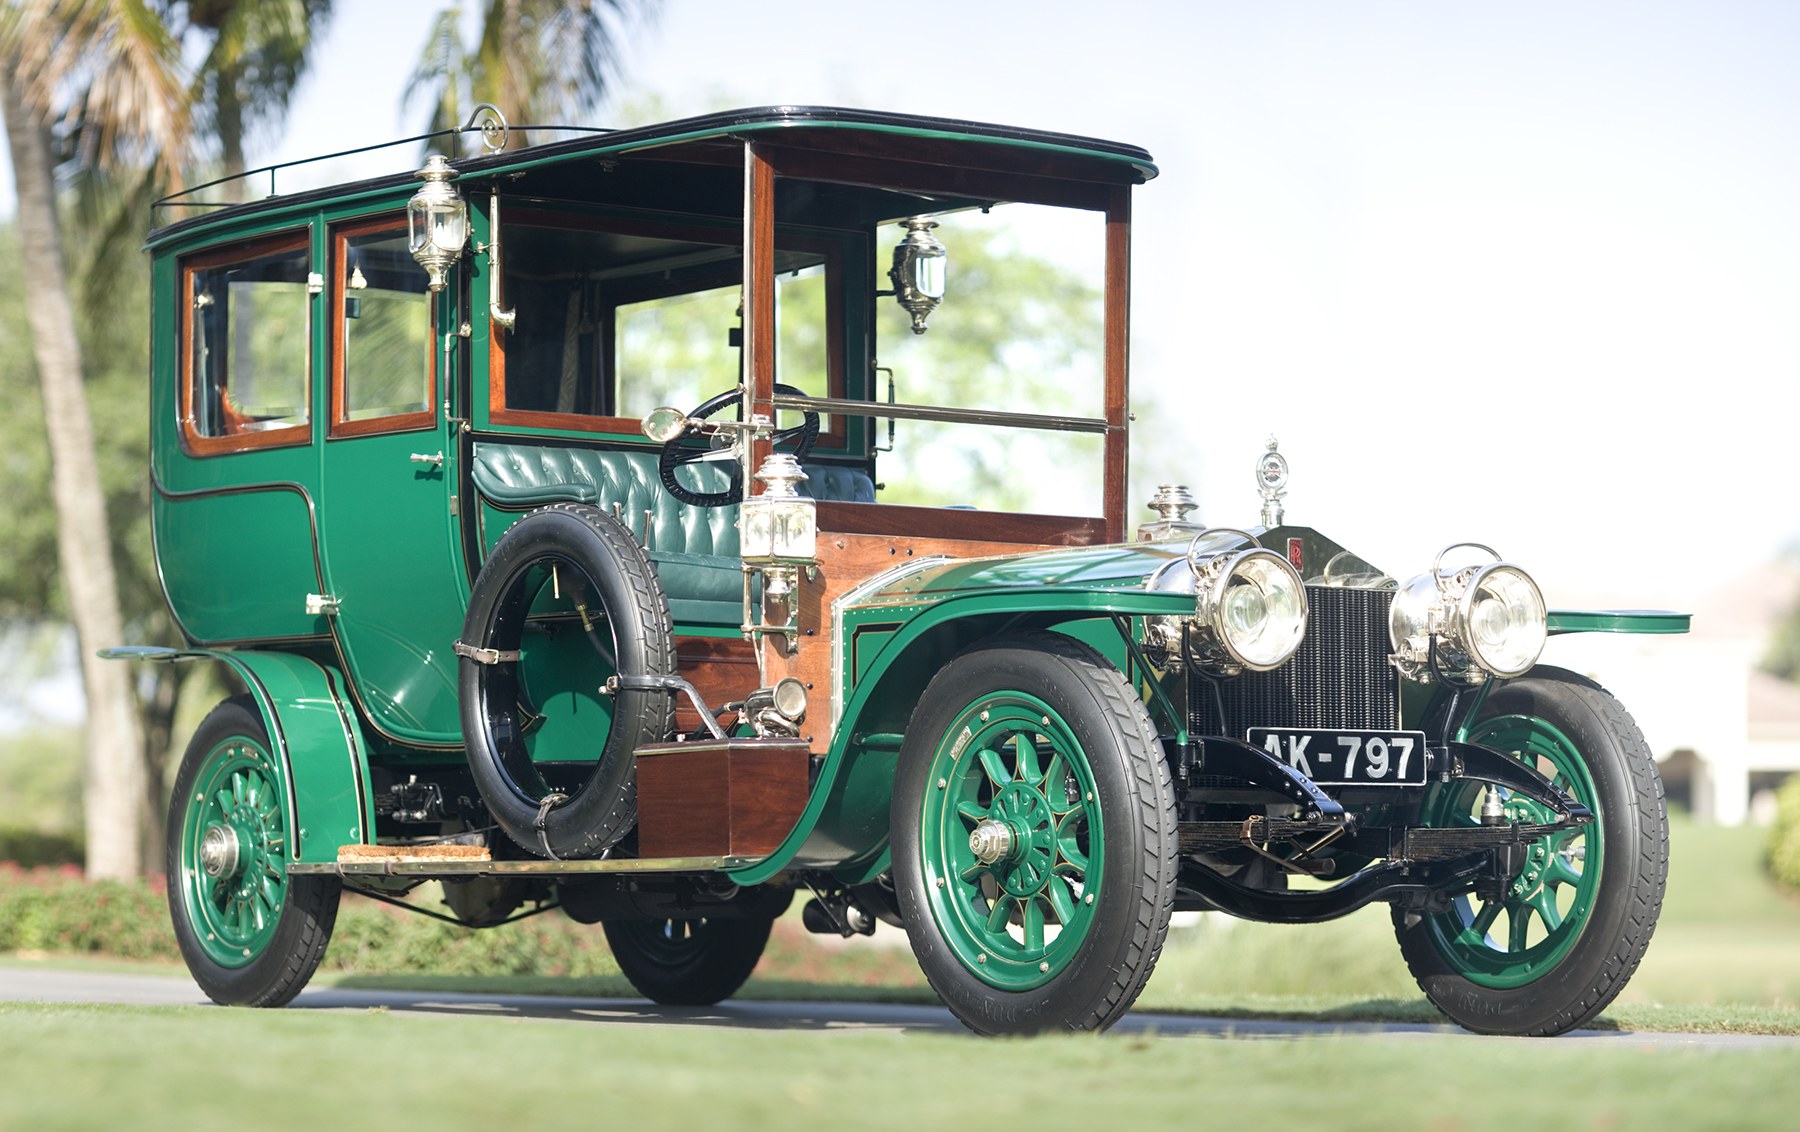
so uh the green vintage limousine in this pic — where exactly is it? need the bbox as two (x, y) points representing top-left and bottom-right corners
(114, 105), (1686, 1035)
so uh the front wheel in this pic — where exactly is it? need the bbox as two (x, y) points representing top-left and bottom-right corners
(891, 632), (1178, 1035)
(1393, 674), (1668, 1035)
(167, 696), (340, 1007)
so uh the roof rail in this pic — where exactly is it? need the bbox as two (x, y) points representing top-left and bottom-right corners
(151, 104), (611, 224)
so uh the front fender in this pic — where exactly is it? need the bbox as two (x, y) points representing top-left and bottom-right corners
(102, 646), (373, 863)
(725, 587), (1190, 886)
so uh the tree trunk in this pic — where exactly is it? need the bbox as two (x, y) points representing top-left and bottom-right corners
(217, 68), (246, 204)
(1, 62), (149, 879)
(138, 661), (189, 867)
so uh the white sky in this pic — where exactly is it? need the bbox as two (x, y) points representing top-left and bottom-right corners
(4, 0), (1798, 614)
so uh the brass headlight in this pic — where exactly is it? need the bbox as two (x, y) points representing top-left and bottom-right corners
(1184, 530), (1309, 674)
(1389, 543), (1546, 684)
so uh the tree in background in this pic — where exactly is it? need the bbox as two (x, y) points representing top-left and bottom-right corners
(407, 0), (654, 151)
(1763, 562), (1800, 686)
(0, 0), (190, 878)
(183, 0), (335, 200)
(3, 1), (665, 874)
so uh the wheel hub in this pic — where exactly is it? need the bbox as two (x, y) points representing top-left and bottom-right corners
(968, 819), (1017, 865)
(199, 823), (244, 879)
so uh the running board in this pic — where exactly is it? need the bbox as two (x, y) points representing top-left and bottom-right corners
(288, 855), (740, 878)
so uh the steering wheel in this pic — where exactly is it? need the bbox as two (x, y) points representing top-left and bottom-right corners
(658, 383), (821, 508)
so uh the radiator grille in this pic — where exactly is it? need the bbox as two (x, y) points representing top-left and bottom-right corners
(1189, 586), (1399, 737)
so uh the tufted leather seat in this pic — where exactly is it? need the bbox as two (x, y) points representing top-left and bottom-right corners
(471, 443), (875, 625)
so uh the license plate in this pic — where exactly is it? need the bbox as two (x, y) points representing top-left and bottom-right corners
(1246, 728), (1429, 786)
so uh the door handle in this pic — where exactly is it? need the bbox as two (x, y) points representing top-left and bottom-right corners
(410, 452), (445, 468)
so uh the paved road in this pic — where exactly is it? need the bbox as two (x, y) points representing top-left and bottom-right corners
(3, 964), (1792, 1049)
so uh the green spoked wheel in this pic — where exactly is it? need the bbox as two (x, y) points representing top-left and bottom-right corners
(168, 697), (340, 1007)
(919, 690), (1103, 991)
(1393, 674), (1667, 1035)
(892, 632), (1177, 1035)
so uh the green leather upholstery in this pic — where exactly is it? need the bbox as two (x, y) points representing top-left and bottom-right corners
(471, 443), (875, 625)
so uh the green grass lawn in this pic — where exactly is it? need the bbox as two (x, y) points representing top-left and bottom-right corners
(2, 999), (1797, 1132)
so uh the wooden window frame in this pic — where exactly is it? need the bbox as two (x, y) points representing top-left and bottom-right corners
(178, 230), (314, 457)
(328, 214), (437, 439)
(486, 207), (847, 445)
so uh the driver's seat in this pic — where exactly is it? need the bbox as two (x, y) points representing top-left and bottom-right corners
(469, 443), (873, 626)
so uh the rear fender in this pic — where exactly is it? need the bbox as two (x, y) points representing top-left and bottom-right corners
(102, 646), (373, 863)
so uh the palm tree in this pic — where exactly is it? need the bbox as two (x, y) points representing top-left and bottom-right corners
(1, 0), (190, 879)
(407, 0), (655, 152)
(182, 0), (333, 201)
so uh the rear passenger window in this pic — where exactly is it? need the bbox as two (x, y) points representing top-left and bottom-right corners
(180, 233), (312, 455)
(331, 217), (434, 435)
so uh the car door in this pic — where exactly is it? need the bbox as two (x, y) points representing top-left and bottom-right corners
(314, 213), (471, 747)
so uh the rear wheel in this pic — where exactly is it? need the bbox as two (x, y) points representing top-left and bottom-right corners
(603, 916), (777, 1006)
(1393, 675), (1668, 1035)
(891, 632), (1178, 1035)
(168, 696), (340, 1007)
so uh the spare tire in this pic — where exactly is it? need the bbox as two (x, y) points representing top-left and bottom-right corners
(459, 503), (674, 859)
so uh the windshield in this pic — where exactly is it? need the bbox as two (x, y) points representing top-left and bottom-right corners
(867, 202), (1107, 517)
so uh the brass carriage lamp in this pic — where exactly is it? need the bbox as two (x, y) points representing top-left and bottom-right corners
(407, 154), (468, 292)
(740, 453), (817, 564)
(889, 216), (947, 333)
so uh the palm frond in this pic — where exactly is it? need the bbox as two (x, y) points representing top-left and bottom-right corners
(405, 5), (473, 150)
(5, 0), (192, 188)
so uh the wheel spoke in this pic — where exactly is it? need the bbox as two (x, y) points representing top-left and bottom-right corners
(955, 799), (988, 827)
(1011, 733), (1042, 783)
(1022, 897), (1045, 951)
(978, 746), (1013, 787)
(1507, 902), (1534, 951)
(985, 895), (1014, 933)
(1469, 898), (1502, 943)
(1545, 855), (1583, 889)
(1040, 750), (1067, 799)
(959, 860), (986, 884)
(1044, 877), (1076, 924)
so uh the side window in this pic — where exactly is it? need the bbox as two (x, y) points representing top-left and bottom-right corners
(331, 218), (434, 436)
(180, 234), (312, 455)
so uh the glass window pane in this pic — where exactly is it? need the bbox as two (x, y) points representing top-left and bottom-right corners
(342, 230), (432, 422)
(187, 243), (311, 441)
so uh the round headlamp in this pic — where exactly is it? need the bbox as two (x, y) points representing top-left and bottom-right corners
(1186, 531), (1309, 673)
(1389, 544), (1546, 684)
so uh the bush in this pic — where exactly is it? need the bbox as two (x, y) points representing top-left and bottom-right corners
(0, 827), (84, 869)
(1767, 775), (1800, 892)
(0, 867), (624, 975)
(0, 865), (174, 959)
(0, 868), (926, 988)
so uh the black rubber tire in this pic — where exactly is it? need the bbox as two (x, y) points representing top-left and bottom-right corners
(603, 916), (777, 1006)
(891, 631), (1178, 1035)
(167, 696), (340, 1007)
(1392, 675), (1668, 1035)
(460, 503), (674, 859)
